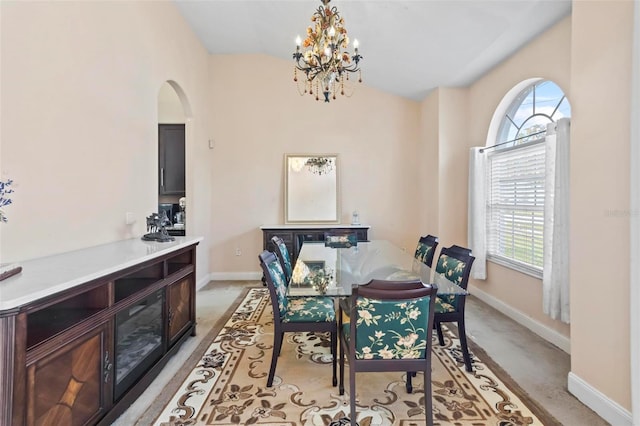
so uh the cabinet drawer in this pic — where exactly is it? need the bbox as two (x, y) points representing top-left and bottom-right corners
(355, 229), (368, 241)
(264, 231), (294, 244)
(298, 232), (324, 242)
(264, 231), (295, 259)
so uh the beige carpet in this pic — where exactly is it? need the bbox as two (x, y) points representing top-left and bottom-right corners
(150, 288), (558, 426)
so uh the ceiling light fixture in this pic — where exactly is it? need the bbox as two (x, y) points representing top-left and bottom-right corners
(293, 0), (363, 103)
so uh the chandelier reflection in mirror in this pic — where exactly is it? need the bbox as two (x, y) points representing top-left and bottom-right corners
(305, 156), (334, 175)
(291, 156), (335, 175)
(293, 0), (363, 103)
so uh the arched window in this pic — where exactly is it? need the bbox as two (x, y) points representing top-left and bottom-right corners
(486, 80), (571, 276)
(497, 80), (571, 147)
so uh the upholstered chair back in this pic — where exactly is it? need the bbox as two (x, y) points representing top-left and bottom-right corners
(414, 234), (439, 268)
(260, 251), (289, 317)
(434, 245), (475, 313)
(352, 294), (433, 360)
(271, 236), (293, 284)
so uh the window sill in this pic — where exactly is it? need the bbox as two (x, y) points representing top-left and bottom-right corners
(487, 255), (543, 280)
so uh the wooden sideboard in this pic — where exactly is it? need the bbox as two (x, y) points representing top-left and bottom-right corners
(0, 237), (202, 426)
(260, 225), (370, 267)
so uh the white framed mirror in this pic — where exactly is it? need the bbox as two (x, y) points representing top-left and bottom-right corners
(285, 154), (339, 224)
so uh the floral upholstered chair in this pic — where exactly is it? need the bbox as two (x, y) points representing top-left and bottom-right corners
(258, 250), (337, 387)
(433, 245), (475, 372)
(324, 230), (358, 248)
(271, 236), (293, 284)
(414, 234), (439, 268)
(338, 279), (437, 426)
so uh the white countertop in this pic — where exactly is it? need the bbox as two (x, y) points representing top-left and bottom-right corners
(0, 236), (203, 311)
(260, 224), (370, 229)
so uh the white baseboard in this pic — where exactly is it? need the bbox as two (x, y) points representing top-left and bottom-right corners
(568, 372), (632, 426)
(469, 285), (571, 353)
(196, 274), (212, 291)
(196, 272), (262, 290)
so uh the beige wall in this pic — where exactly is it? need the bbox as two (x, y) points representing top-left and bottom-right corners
(0, 1), (213, 284)
(418, 91), (440, 236)
(437, 4), (634, 414)
(419, 87), (470, 249)
(437, 87), (470, 246)
(463, 16), (572, 340)
(158, 82), (186, 124)
(570, 0), (633, 410)
(207, 54), (422, 274)
(0, 0), (636, 419)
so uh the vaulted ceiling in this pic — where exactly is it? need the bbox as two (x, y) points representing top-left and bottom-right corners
(174, 0), (571, 101)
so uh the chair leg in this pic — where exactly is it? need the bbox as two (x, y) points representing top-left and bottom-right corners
(350, 364), (357, 426)
(436, 321), (445, 346)
(457, 319), (473, 372)
(339, 336), (345, 395)
(424, 369), (433, 426)
(406, 371), (413, 393)
(277, 332), (284, 356)
(331, 331), (337, 387)
(267, 331), (283, 387)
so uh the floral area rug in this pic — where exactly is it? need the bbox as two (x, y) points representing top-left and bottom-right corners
(152, 288), (558, 426)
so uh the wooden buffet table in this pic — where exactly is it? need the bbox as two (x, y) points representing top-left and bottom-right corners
(0, 236), (202, 426)
(260, 224), (370, 267)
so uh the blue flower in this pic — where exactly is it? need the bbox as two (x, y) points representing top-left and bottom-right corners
(0, 179), (14, 223)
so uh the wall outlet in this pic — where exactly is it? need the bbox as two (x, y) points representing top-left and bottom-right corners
(235, 248), (242, 256)
(125, 212), (135, 225)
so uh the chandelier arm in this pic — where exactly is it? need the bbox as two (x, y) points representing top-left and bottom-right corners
(295, 64), (326, 82)
(295, 54), (334, 79)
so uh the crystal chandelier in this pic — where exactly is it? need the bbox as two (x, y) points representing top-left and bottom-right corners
(293, 0), (363, 103)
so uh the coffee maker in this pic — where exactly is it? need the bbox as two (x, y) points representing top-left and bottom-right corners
(174, 197), (186, 228)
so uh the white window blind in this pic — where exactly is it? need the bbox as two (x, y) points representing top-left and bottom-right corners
(487, 140), (545, 276)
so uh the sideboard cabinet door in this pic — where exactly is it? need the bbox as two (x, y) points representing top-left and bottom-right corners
(26, 323), (111, 426)
(167, 277), (193, 345)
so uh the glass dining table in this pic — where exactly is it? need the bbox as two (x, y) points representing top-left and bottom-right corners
(287, 240), (467, 297)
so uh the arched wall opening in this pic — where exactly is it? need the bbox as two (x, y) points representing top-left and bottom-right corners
(157, 80), (193, 234)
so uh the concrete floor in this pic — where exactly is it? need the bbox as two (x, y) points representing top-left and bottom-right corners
(112, 280), (608, 426)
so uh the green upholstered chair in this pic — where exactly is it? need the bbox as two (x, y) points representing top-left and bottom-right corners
(414, 234), (439, 268)
(433, 244), (475, 372)
(338, 279), (437, 426)
(271, 235), (293, 284)
(324, 230), (358, 248)
(258, 250), (337, 387)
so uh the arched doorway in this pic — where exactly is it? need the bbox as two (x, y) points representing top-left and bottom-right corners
(157, 81), (192, 236)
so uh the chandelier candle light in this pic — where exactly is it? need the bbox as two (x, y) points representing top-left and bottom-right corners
(293, 0), (363, 102)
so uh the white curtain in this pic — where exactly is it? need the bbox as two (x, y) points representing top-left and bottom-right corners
(542, 118), (571, 323)
(468, 147), (487, 280)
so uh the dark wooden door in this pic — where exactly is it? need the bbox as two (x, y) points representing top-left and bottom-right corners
(158, 124), (185, 196)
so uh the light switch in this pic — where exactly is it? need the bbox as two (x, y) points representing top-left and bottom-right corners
(125, 212), (135, 225)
